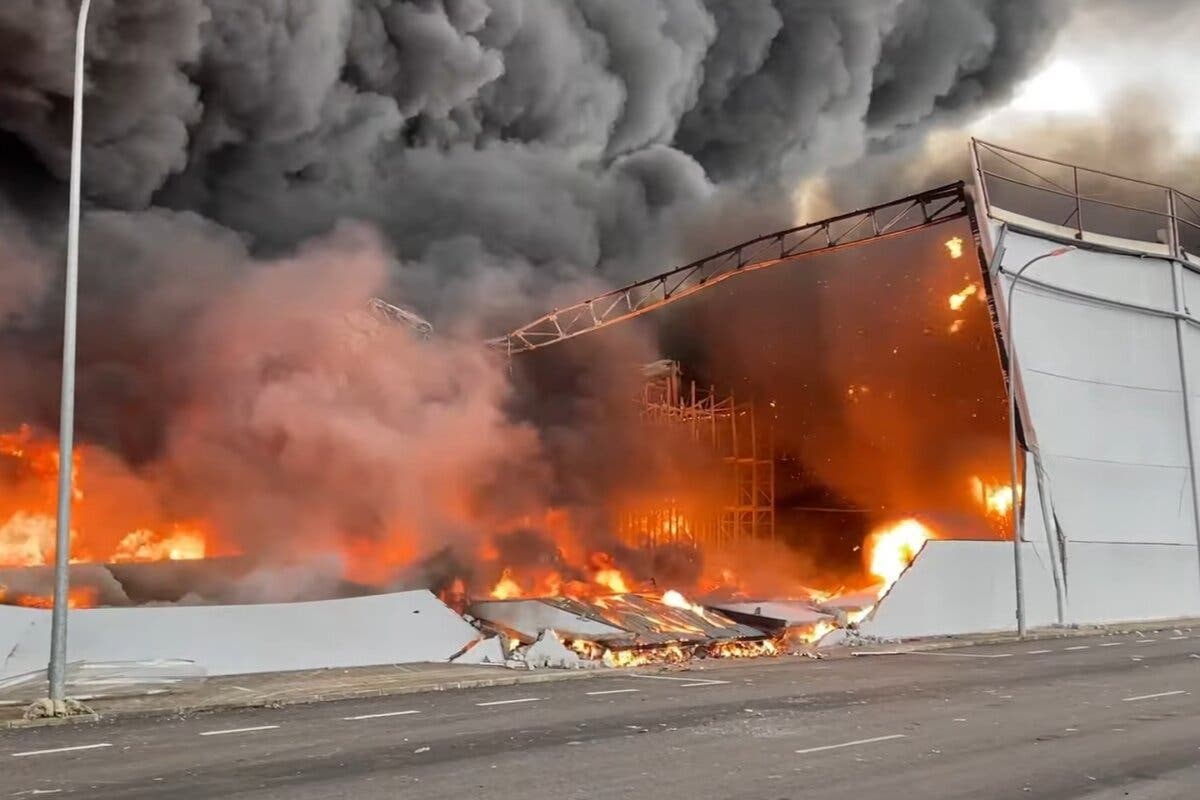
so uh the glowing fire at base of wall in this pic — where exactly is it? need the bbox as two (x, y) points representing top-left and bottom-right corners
(568, 636), (780, 668)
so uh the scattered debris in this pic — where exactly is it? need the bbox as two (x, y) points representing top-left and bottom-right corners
(523, 630), (597, 670)
(451, 636), (508, 667)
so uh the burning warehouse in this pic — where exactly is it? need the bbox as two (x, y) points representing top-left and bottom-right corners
(1, 176), (1021, 670)
(3, 2), (1200, 683)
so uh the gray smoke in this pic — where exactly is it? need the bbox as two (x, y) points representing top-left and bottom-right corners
(0, 1), (1075, 595)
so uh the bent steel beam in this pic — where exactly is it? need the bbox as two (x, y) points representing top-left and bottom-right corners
(490, 183), (971, 355)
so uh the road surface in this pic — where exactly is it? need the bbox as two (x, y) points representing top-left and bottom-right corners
(1, 631), (1197, 799)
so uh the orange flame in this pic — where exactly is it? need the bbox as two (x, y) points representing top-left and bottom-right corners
(864, 518), (933, 597)
(112, 527), (206, 563)
(489, 568), (523, 599)
(971, 476), (1019, 519)
(4, 587), (99, 610)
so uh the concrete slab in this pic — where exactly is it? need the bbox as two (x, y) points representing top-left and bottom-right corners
(1, 590), (479, 679)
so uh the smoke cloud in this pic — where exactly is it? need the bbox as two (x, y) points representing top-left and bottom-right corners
(0, 1), (1078, 600)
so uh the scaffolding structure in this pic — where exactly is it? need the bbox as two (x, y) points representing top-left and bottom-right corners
(619, 361), (775, 553)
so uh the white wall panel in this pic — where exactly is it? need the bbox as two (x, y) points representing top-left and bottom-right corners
(1042, 455), (1195, 546)
(1008, 287), (1180, 391)
(998, 231), (1175, 311)
(860, 541), (1058, 639)
(1061, 542), (1200, 623)
(1021, 369), (1188, 467)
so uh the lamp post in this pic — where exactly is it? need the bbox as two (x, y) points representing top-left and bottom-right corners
(47, 0), (93, 707)
(1004, 245), (1075, 639)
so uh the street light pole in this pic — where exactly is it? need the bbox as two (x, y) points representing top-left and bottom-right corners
(47, 0), (93, 706)
(1004, 245), (1075, 640)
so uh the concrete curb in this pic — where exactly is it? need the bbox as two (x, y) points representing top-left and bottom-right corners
(845, 618), (1200, 657)
(1, 668), (604, 730)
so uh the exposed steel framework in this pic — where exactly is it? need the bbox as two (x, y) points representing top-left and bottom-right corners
(490, 182), (972, 355)
(619, 361), (775, 551)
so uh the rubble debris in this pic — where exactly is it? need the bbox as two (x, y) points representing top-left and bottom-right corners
(523, 630), (598, 670)
(451, 636), (508, 666)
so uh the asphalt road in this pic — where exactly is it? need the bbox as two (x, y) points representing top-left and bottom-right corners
(1, 631), (1197, 799)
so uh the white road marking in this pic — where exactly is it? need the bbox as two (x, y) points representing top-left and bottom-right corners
(586, 688), (641, 696)
(1122, 690), (1187, 703)
(1063, 645), (1090, 651)
(199, 725), (279, 737)
(795, 734), (907, 755)
(1026, 649), (1052, 655)
(910, 652), (1013, 659)
(343, 710), (421, 721)
(11, 743), (112, 758)
(680, 681), (731, 687)
(1169, 636), (1189, 641)
(476, 697), (540, 707)
(629, 674), (730, 686)
(1135, 639), (1158, 644)
(1098, 642), (1123, 647)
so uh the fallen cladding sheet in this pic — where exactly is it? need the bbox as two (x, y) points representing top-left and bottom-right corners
(708, 601), (833, 633)
(471, 595), (766, 647)
(0, 590), (480, 679)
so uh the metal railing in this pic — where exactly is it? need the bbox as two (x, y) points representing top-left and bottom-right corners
(971, 138), (1200, 261)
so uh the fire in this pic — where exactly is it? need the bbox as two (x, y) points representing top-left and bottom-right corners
(112, 527), (206, 563)
(661, 588), (695, 612)
(0, 586), (98, 610)
(1, 425), (218, 604)
(593, 567), (631, 594)
(945, 236), (965, 259)
(0, 512), (56, 567)
(864, 518), (933, 597)
(490, 568), (523, 599)
(971, 476), (1019, 520)
(569, 635), (778, 667)
(948, 283), (979, 311)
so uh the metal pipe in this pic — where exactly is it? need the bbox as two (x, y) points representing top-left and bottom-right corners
(1004, 245), (1075, 639)
(48, 0), (92, 704)
(1168, 257), (1200, 594)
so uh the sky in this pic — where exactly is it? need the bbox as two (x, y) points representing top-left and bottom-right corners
(981, 1), (1200, 134)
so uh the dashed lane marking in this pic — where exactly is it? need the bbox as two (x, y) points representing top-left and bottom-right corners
(199, 725), (279, 737)
(343, 710), (421, 721)
(586, 689), (641, 696)
(1135, 639), (1158, 644)
(1169, 636), (1189, 641)
(1063, 646), (1090, 651)
(1098, 642), (1123, 647)
(795, 734), (907, 756)
(11, 743), (112, 758)
(628, 674), (730, 686)
(1027, 649), (1052, 655)
(1122, 690), (1187, 703)
(476, 697), (540, 707)
(908, 652), (1013, 659)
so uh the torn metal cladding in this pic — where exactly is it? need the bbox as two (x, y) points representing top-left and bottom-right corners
(488, 183), (972, 355)
(469, 594), (769, 653)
